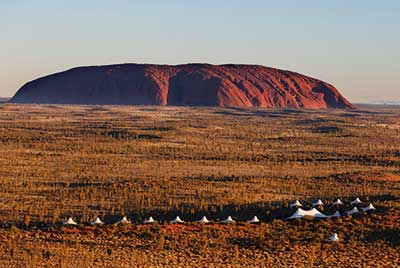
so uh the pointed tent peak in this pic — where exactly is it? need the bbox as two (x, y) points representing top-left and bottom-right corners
(287, 208), (328, 220)
(170, 216), (184, 224)
(248, 216), (260, 224)
(350, 197), (362, 205)
(333, 198), (343, 206)
(197, 216), (211, 224)
(312, 199), (324, 207)
(286, 208), (306, 219)
(90, 217), (104, 225)
(221, 216), (235, 224)
(362, 203), (376, 212)
(309, 208), (326, 216)
(310, 208), (328, 218)
(63, 217), (77, 225)
(144, 216), (155, 224)
(345, 207), (359, 215)
(330, 211), (341, 217)
(289, 200), (302, 208)
(329, 233), (339, 242)
(118, 216), (130, 224)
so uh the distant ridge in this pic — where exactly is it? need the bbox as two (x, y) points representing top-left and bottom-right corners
(10, 63), (354, 109)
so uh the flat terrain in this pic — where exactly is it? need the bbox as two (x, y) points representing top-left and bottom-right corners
(0, 104), (398, 267)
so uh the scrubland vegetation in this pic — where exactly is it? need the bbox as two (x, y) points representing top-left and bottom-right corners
(0, 104), (398, 267)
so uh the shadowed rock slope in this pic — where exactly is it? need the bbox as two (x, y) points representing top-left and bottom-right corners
(10, 64), (354, 108)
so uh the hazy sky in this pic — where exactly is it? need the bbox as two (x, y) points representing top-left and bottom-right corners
(1, 1), (399, 102)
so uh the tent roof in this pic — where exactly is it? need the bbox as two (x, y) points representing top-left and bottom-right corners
(198, 216), (210, 223)
(362, 203), (376, 211)
(63, 217), (77, 225)
(221, 216), (235, 224)
(345, 207), (359, 215)
(312, 199), (324, 206)
(329, 233), (339, 241)
(287, 208), (328, 219)
(333, 198), (343, 205)
(91, 217), (104, 225)
(248, 216), (260, 223)
(170, 216), (184, 224)
(351, 197), (362, 204)
(118, 216), (130, 224)
(330, 211), (341, 217)
(290, 200), (302, 208)
(144, 216), (155, 224)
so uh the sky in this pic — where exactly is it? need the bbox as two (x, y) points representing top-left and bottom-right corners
(1, 1), (399, 102)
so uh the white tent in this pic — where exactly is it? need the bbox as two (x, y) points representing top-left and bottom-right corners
(90, 217), (104, 225)
(330, 211), (341, 217)
(362, 203), (376, 212)
(312, 199), (324, 207)
(63, 217), (77, 225)
(350, 197), (362, 205)
(170, 216), (184, 224)
(287, 208), (328, 219)
(248, 216), (260, 224)
(333, 198), (343, 206)
(197, 216), (211, 224)
(345, 207), (359, 215)
(289, 200), (302, 208)
(220, 216), (235, 224)
(328, 233), (339, 242)
(144, 216), (155, 224)
(117, 216), (130, 224)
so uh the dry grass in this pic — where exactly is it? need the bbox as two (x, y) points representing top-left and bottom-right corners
(0, 104), (399, 267)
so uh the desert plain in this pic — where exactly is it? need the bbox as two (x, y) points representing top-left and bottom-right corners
(0, 104), (398, 267)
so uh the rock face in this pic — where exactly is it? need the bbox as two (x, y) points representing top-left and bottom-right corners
(10, 64), (354, 108)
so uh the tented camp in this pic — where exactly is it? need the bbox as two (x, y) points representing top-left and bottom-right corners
(289, 200), (302, 208)
(220, 216), (235, 224)
(117, 216), (130, 224)
(333, 198), (343, 206)
(63, 217), (77, 225)
(345, 207), (359, 215)
(287, 208), (328, 219)
(350, 197), (362, 205)
(248, 216), (260, 224)
(197, 216), (211, 224)
(362, 203), (376, 212)
(170, 216), (184, 224)
(90, 217), (104, 225)
(312, 199), (324, 207)
(330, 211), (341, 217)
(329, 233), (339, 242)
(144, 217), (155, 224)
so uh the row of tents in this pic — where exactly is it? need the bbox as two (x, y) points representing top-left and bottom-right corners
(63, 215), (259, 226)
(63, 215), (342, 242)
(287, 204), (375, 219)
(62, 197), (376, 226)
(289, 197), (364, 208)
(287, 197), (376, 219)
